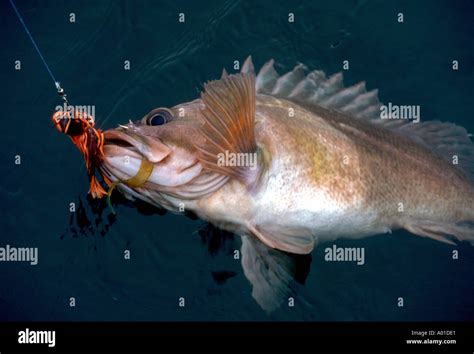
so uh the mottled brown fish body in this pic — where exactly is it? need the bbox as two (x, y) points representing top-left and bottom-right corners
(258, 96), (474, 225)
(190, 93), (474, 252)
(101, 58), (474, 253)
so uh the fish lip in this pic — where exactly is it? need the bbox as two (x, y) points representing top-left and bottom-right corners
(104, 130), (139, 153)
(104, 129), (171, 163)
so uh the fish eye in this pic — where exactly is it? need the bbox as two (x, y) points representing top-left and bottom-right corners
(145, 108), (173, 126)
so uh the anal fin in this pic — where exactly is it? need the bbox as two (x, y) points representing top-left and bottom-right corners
(405, 220), (474, 246)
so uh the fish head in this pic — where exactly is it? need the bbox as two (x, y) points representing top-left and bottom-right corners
(101, 100), (212, 205)
(101, 72), (261, 208)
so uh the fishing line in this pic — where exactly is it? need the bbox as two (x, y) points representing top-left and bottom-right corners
(10, 0), (121, 213)
(9, 0), (68, 103)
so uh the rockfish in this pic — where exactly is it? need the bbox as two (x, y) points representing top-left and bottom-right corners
(98, 56), (474, 255)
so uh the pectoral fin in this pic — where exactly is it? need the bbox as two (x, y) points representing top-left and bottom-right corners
(196, 73), (263, 188)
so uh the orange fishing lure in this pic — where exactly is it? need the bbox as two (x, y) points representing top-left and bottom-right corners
(51, 110), (109, 198)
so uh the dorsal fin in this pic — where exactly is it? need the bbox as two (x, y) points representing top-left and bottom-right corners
(252, 57), (382, 120)
(241, 56), (255, 74)
(196, 72), (262, 186)
(239, 56), (474, 180)
(396, 121), (474, 180)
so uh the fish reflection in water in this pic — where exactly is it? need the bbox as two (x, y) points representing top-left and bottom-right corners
(61, 196), (311, 313)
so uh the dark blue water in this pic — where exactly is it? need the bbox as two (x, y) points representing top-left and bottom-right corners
(1, 0), (473, 321)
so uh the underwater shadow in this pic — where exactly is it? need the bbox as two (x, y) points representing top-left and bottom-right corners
(197, 224), (312, 313)
(60, 194), (312, 313)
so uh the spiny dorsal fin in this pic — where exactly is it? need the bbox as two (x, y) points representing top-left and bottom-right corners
(221, 68), (228, 78)
(256, 59), (278, 93)
(196, 72), (261, 185)
(254, 58), (381, 120)
(243, 56), (473, 180)
(241, 56), (255, 74)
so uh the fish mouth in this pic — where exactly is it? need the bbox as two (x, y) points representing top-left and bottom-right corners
(104, 130), (142, 159)
(104, 129), (171, 161)
(105, 134), (136, 150)
(102, 128), (203, 191)
(102, 129), (172, 182)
